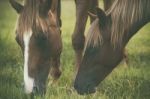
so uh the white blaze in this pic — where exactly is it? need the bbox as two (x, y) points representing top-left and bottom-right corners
(23, 31), (34, 94)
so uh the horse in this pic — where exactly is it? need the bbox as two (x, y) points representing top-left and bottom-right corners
(72, 0), (129, 69)
(9, 0), (62, 95)
(74, 0), (150, 95)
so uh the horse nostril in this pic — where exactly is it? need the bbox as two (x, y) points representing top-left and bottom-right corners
(74, 82), (79, 90)
(21, 83), (25, 92)
(21, 83), (25, 88)
(33, 86), (38, 94)
(32, 85), (46, 96)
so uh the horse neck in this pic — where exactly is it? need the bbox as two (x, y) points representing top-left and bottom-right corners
(107, 0), (150, 48)
(122, 17), (150, 47)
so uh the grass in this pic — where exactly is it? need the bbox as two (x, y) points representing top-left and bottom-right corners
(0, 0), (150, 99)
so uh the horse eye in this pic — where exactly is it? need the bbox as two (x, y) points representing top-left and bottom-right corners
(35, 33), (46, 40)
(41, 35), (47, 41)
(35, 34), (48, 47)
(29, 31), (48, 48)
(39, 34), (48, 42)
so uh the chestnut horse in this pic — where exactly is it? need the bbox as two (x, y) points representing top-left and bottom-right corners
(74, 0), (150, 94)
(9, 0), (62, 95)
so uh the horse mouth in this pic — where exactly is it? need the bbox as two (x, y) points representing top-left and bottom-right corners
(22, 82), (46, 96)
(77, 88), (96, 95)
(74, 85), (96, 95)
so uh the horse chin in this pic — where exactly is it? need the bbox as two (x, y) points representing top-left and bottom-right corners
(74, 79), (97, 95)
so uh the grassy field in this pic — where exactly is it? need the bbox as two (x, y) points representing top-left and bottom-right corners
(0, 0), (150, 99)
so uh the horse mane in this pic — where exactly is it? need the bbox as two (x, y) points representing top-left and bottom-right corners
(17, 0), (57, 36)
(106, 0), (150, 47)
(84, 0), (150, 52)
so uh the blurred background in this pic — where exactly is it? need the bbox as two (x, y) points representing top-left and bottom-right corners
(0, 0), (150, 99)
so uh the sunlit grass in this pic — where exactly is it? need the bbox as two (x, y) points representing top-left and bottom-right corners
(0, 0), (150, 99)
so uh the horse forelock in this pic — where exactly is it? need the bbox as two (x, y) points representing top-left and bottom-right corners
(84, 19), (103, 54)
(16, 0), (57, 38)
(106, 0), (150, 48)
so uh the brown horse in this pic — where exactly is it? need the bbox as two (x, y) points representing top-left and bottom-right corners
(72, 0), (116, 69)
(74, 0), (150, 94)
(9, 0), (62, 95)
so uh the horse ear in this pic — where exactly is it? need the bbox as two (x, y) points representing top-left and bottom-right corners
(88, 11), (97, 19)
(9, 0), (24, 14)
(96, 7), (107, 26)
(39, 0), (52, 16)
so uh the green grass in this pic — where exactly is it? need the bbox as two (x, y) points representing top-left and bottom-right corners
(0, 1), (150, 99)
